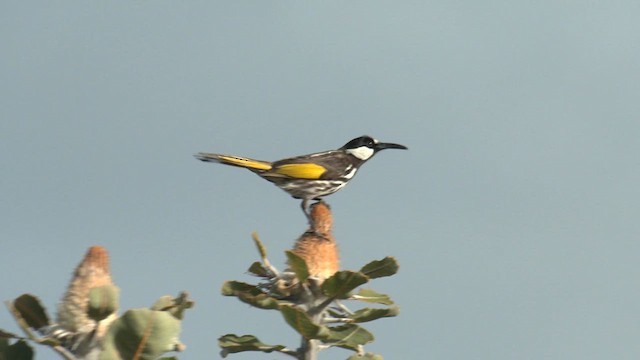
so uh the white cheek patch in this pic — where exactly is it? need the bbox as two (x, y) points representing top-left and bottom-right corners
(346, 146), (374, 160)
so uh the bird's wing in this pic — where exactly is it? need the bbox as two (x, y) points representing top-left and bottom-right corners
(266, 163), (327, 179)
(264, 150), (357, 180)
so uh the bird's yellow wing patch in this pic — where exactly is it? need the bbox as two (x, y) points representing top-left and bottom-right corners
(217, 155), (272, 170)
(273, 163), (327, 179)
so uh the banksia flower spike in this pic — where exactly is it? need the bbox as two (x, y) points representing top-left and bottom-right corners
(57, 246), (118, 339)
(290, 201), (340, 281)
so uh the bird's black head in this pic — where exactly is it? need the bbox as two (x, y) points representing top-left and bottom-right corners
(340, 135), (408, 161)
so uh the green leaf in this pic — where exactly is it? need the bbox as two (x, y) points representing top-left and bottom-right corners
(0, 339), (34, 360)
(280, 305), (329, 340)
(323, 324), (374, 351)
(247, 261), (269, 277)
(100, 308), (182, 360)
(218, 334), (287, 358)
(349, 307), (400, 323)
(351, 288), (394, 305)
(34, 336), (62, 347)
(285, 251), (310, 283)
(221, 281), (280, 310)
(88, 285), (120, 322)
(359, 257), (399, 279)
(347, 352), (384, 360)
(252, 232), (268, 260)
(0, 329), (22, 339)
(12, 294), (50, 330)
(321, 271), (368, 299)
(150, 292), (194, 320)
(151, 296), (175, 311)
(221, 281), (256, 296)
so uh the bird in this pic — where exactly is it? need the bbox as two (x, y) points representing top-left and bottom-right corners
(194, 135), (407, 221)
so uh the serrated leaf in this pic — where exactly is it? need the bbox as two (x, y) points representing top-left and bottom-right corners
(247, 261), (269, 277)
(321, 271), (368, 299)
(280, 305), (328, 340)
(252, 232), (267, 260)
(323, 324), (374, 351)
(12, 294), (50, 331)
(221, 281), (280, 310)
(88, 285), (120, 322)
(218, 334), (287, 357)
(349, 307), (399, 323)
(347, 352), (384, 360)
(285, 251), (310, 283)
(0, 339), (34, 360)
(359, 257), (399, 279)
(351, 288), (394, 305)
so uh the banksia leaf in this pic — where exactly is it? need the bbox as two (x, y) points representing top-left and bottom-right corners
(347, 352), (384, 360)
(221, 281), (256, 296)
(88, 285), (120, 322)
(221, 281), (280, 310)
(0, 339), (34, 360)
(150, 296), (173, 311)
(252, 232), (268, 260)
(348, 307), (400, 323)
(321, 271), (368, 299)
(359, 257), (399, 279)
(351, 289), (394, 305)
(218, 334), (288, 357)
(12, 294), (50, 331)
(0, 330), (22, 339)
(247, 261), (269, 277)
(323, 324), (374, 351)
(285, 250), (310, 283)
(100, 308), (183, 360)
(280, 305), (329, 340)
(150, 292), (194, 320)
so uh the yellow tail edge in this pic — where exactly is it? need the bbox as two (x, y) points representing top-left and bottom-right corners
(195, 153), (272, 171)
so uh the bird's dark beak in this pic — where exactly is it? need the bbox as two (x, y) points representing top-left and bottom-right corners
(375, 142), (408, 151)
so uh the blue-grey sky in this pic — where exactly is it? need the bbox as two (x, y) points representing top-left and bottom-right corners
(2, 2), (640, 359)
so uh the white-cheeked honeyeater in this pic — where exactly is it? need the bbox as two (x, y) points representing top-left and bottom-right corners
(195, 135), (407, 220)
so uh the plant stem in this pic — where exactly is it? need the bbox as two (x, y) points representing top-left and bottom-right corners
(299, 297), (326, 360)
(300, 337), (319, 360)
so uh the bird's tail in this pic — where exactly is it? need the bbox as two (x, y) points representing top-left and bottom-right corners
(194, 153), (273, 171)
